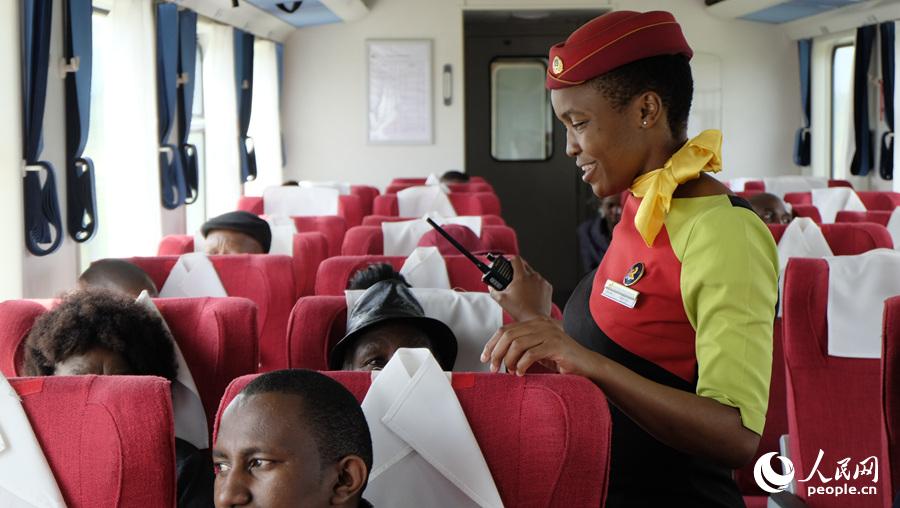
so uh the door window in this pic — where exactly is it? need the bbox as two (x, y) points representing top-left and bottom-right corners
(490, 59), (553, 161)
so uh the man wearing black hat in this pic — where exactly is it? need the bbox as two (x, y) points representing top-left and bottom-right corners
(201, 211), (272, 255)
(332, 276), (458, 372)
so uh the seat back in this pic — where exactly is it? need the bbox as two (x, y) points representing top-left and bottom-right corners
(341, 225), (519, 256)
(792, 204), (822, 223)
(362, 214), (506, 226)
(235, 194), (363, 228)
(783, 191), (813, 206)
(373, 192), (502, 217)
(782, 259), (892, 507)
(829, 179), (853, 188)
(858, 191), (900, 211)
(130, 255), (296, 371)
(0, 297), (259, 428)
(350, 185), (380, 217)
(214, 371), (610, 508)
(11, 375), (175, 507)
(883, 296), (900, 502)
(292, 215), (346, 257)
(836, 210), (893, 226)
(385, 182), (493, 194)
(390, 176), (490, 186)
(315, 255), (494, 295)
(744, 180), (765, 191)
(767, 223), (893, 254)
(155, 232), (329, 298)
(284, 295), (559, 371)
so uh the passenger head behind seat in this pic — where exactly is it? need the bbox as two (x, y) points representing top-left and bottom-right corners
(202, 211), (272, 255)
(214, 369), (373, 508)
(78, 258), (159, 299)
(333, 265), (457, 371)
(23, 289), (176, 378)
(749, 192), (792, 225)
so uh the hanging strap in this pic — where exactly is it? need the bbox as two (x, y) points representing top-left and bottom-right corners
(881, 22), (895, 181)
(177, 10), (199, 204)
(156, 3), (187, 209)
(22, 0), (63, 256)
(234, 29), (257, 183)
(64, 0), (97, 242)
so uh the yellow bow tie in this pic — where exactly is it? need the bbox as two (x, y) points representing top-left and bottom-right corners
(629, 130), (723, 247)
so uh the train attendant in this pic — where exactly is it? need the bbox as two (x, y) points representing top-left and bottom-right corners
(483, 11), (778, 506)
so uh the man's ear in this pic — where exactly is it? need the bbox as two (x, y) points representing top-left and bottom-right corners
(330, 455), (368, 505)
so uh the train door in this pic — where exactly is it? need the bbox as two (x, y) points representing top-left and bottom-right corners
(464, 10), (603, 306)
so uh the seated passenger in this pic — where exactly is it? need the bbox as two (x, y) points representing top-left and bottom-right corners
(282, 180), (300, 186)
(23, 289), (214, 508)
(77, 258), (158, 299)
(577, 193), (622, 273)
(214, 369), (373, 508)
(748, 192), (792, 225)
(201, 211), (272, 255)
(333, 264), (457, 371)
(439, 170), (470, 184)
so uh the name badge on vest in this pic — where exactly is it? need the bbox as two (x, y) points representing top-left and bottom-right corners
(601, 279), (639, 308)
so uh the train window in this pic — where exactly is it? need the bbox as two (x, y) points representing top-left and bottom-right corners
(490, 58), (553, 161)
(185, 45), (207, 234)
(243, 39), (284, 196)
(830, 44), (854, 177)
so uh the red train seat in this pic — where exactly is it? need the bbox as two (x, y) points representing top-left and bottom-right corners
(129, 255), (295, 371)
(214, 371), (611, 508)
(0, 297), (258, 429)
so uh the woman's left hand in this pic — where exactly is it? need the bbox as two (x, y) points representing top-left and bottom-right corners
(481, 316), (596, 376)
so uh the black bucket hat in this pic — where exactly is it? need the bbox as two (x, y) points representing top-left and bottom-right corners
(328, 280), (458, 370)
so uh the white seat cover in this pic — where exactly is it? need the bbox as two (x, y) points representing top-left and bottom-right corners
(361, 348), (503, 508)
(261, 214), (297, 256)
(762, 176), (827, 198)
(135, 291), (209, 449)
(262, 186), (339, 216)
(825, 249), (900, 358)
(0, 374), (67, 508)
(777, 218), (833, 317)
(382, 215), (482, 256)
(298, 180), (351, 195)
(810, 187), (866, 223)
(400, 247), (451, 289)
(397, 186), (457, 218)
(159, 253), (228, 298)
(346, 288), (502, 372)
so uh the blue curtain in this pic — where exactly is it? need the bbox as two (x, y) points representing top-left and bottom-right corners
(22, 0), (63, 256)
(234, 29), (257, 183)
(177, 10), (199, 203)
(880, 22), (895, 181)
(851, 25), (877, 176)
(793, 39), (812, 166)
(64, 0), (97, 242)
(156, 3), (187, 209)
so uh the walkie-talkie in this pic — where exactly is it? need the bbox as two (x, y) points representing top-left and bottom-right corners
(425, 218), (514, 290)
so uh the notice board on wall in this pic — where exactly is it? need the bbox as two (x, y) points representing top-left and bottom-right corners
(367, 39), (433, 144)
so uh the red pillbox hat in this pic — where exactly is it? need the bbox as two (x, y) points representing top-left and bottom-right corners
(546, 11), (693, 89)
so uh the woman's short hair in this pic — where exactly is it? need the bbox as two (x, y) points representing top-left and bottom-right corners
(589, 54), (694, 140)
(23, 289), (178, 379)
